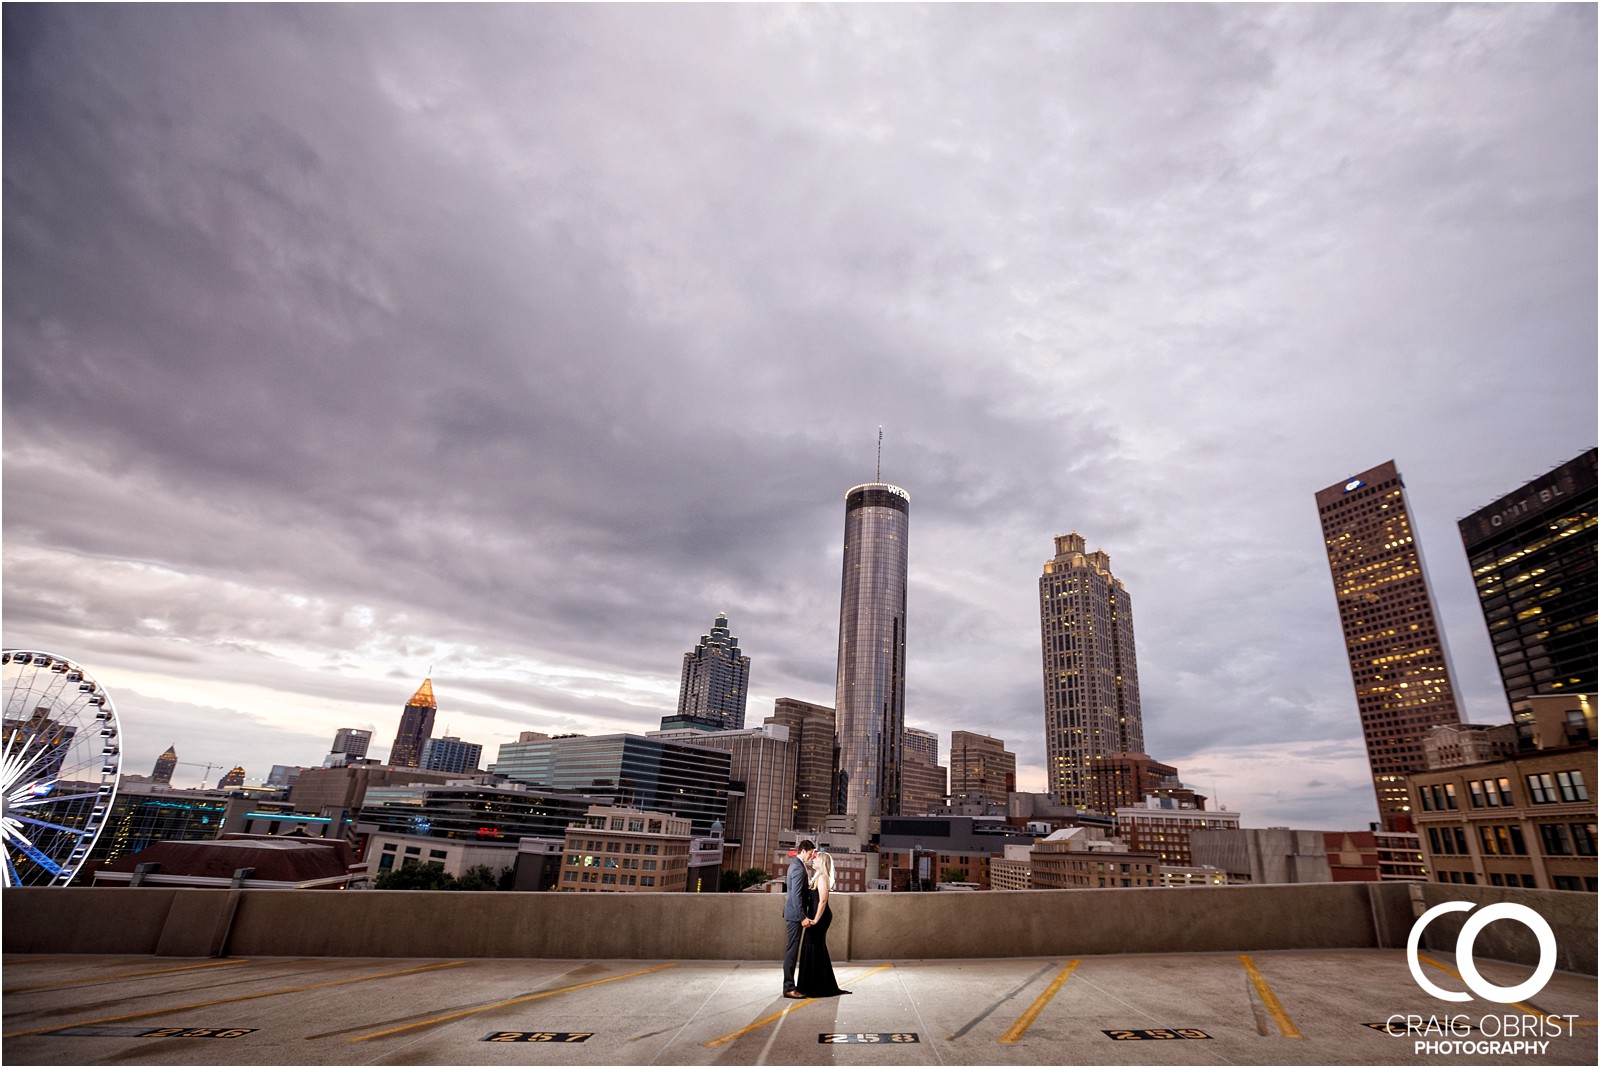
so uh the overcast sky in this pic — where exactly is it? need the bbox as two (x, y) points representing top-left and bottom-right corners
(3, 4), (1594, 831)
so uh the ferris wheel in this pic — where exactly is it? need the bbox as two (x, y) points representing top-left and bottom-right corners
(1, 650), (122, 887)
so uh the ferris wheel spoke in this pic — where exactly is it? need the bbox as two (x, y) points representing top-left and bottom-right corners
(30, 676), (68, 718)
(11, 837), (65, 876)
(14, 815), (93, 837)
(14, 789), (99, 806)
(8, 786), (51, 808)
(3, 853), (20, 887)
(4, 664), (44, 719)
(3, 736), (60, 784)
(5, 817), (40, 847)
(2, 737), (43, 782)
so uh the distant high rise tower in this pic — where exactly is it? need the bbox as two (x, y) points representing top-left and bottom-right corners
(764, 697), (838, 833)
(1039, 533), (1144, 809)
(834, 482), (910, 835)
(419, 736), (483, 775)
(389, 678), (437, 768)
(1458, 448), (1597, 707)
(900, 726), (946, 815)
(675, 613), (752, 730)
(904, 726), (939, 766)
(950, 731), (1017, 806)
(331, 728), (372, 760)
(1316, 460), (1463, 832)
(218, 766), (246, 788)
(151, 745), (177, 785)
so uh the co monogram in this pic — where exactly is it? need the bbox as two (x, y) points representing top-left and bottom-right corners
(1406, 901), (1556, 1003)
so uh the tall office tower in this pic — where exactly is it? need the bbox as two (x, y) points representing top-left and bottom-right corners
(901, 726), (947, 815)
(388, 678), (437, 768)
(950, 731), (1017, 806)
(904, 726), (939, 766)
(1316, 460), (1463, 832)
(331, 728), (372, 760)
(1458, 448), (1597, 707)
(675, 613), (752, 730)
(419, 736), (484, 775)
(218, 766), (246, 788)
(151, 745), (177, 784)
(764, 698), (838, 832)
(834, 482), (911, 835)
(657, 723), (797, 877)
(1039, 533), (1145, 808)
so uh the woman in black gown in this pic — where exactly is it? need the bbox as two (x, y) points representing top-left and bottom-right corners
(796, 850), (849, 997)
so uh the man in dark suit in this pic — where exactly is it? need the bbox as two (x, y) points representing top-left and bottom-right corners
(781, 840), (818, 998)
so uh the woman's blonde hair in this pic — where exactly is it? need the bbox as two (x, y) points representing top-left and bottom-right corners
(808, 850), (835, 892)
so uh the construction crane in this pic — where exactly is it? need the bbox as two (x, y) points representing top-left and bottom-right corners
(172, 760), (223, 789)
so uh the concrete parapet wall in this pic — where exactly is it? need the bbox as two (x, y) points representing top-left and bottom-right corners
(2, 883), (1591, 974)
(1407, 883), (1596, 978)
(224, 887), (796, 960)
(846, 883), (1406, 960)
(5, 887), (179, 955)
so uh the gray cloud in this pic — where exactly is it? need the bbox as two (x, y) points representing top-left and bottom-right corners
(5, 4), (1593, 830)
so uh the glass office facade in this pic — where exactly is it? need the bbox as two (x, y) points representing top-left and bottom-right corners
(834, 483), (910, 834)
(419, 736), (484, 775)
(87, 786), (232, 871)
(490, 734), (731, 835)
(1458, 448), (1597, 707)
(356, 783), (592, 843)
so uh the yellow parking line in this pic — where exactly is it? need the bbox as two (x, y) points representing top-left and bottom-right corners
(349, 963), (679, 1042)
(702, 964), (895, 1048)
(2, 960), (463, 1038)
(1238, 955), (1302, 1039)
(1419, 955), (1598, 1026)
(998, 960), (1079, 1044)
(5, 958), (249, 993)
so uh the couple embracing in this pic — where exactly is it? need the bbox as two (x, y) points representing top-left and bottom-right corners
(780, 839), (850, 999)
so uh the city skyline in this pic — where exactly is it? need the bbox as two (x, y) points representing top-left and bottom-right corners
(3, 5), (1595, 831)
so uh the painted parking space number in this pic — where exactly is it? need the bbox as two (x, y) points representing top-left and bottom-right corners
(1103, 1028), (1212, 1040)
(483, 1031), (594, 1042)
(820, 1032), (920, 1043)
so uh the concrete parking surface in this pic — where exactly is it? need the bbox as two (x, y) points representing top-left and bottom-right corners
(2, 949), (1595, 1066)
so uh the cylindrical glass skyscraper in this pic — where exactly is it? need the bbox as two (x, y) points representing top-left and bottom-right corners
(833, 482), (910, 836)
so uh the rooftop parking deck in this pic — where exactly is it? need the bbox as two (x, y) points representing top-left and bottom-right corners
(2, 949), (1595, 1065)
(3, 882), (1595, 1065)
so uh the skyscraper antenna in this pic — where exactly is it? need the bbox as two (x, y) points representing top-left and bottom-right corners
(877, 426), (883, 481)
